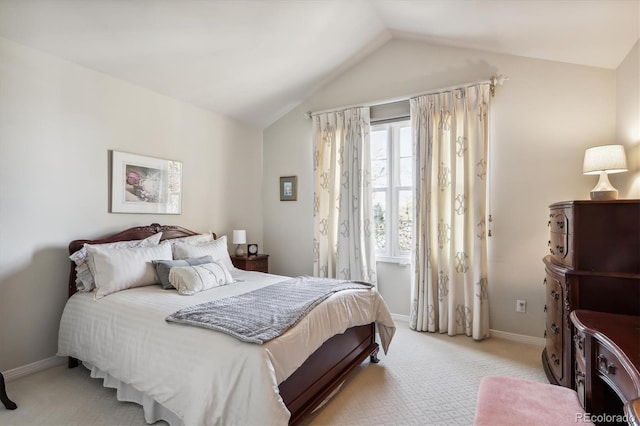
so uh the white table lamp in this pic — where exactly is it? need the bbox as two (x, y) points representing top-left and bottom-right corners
(232, 230), (246, 256)
(582, 144), (628, 200)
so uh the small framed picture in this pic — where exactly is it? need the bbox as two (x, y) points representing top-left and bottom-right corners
(280, 176), (297, 201)
(110, 150), (182, 214)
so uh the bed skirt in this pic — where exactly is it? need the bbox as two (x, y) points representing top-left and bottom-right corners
(84, 360), (346, 425)
(84, 362), (182, 426)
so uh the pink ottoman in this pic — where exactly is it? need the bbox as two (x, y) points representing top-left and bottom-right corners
(474, 376), (593, 426)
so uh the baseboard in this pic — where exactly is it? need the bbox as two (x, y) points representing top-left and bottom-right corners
(389, 313), (544, 346)
(390, 313), (409, 323)
(2, 356), (66, 382)
(490, 329), (545, 347)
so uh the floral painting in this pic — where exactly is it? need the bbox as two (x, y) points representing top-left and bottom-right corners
(111, 150), (182, 214)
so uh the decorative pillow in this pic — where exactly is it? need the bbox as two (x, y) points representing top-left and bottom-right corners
(165, 232), (214, 246)
(86, 243), (172, 300)
(172, 235), (234, 270)
(151, 255), (214, 289)
(69, 233), (163, 292)
(169, 262), (234, 295)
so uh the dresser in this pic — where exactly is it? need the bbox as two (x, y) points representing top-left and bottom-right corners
(542, 200), (640, 388)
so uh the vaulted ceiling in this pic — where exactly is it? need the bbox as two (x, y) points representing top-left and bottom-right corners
(0, 0), (637, 128)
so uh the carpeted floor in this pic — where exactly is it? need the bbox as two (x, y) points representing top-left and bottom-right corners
(0, 323), (546, 426)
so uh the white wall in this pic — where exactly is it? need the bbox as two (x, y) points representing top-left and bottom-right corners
(0, 37), (264, 372)
(615, 40), (640, 199)
(263, 38), (621, 338)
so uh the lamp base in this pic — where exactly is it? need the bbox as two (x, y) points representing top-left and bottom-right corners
(589, 171), (619, 200)
(590, 189), (618, 201)
(235, 245), (246, 256)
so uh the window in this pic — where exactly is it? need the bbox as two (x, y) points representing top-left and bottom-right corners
(371, 120), (412, 262)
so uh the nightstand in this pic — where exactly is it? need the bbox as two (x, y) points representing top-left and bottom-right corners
(230, 254), (269, 273)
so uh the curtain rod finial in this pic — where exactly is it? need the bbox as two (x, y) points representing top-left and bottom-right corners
(490, 75), (509, 97)
(305, 111), (312, 120)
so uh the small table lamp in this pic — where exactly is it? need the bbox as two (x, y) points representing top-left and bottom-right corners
(233, 230), (246, 256)
(582, 144), (628, 200)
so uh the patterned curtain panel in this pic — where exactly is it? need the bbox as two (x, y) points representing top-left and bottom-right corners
(410, 84), (490, 340)
(312, 107), (376, 284)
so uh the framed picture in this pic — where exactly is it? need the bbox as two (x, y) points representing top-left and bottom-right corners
(110, 150), (182, 214)
(280, 176), (297, 201)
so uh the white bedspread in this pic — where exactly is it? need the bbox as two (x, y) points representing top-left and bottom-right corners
(57, 270), (396, 425)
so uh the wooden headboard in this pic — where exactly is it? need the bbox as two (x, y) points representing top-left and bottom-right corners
(68, 223), (214, 298)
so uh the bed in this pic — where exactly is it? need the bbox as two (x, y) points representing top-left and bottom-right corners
(58, 223), (395, 425)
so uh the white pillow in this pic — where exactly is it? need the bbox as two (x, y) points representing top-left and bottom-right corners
(172, 235), (234, 270)
(165, 232), (214, 246)
(69, 233), (162, 292)
(86, 243), (172, 299)
(169, 262), (234, 295)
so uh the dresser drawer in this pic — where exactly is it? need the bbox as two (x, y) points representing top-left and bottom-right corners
(545, 271), (564, 321)
(545, 332), (563, 381)
(544, 270), (564, 382)
(549, 208), (571, 234)
(549, 231), (572, 267)
(595, 342), (638, 403)
(246, 258), (268, 272)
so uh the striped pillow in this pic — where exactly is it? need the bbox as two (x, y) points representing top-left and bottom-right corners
(86, 243), (172, 299)
(69, 233), (163, 292)
(172, 235), (234, 271)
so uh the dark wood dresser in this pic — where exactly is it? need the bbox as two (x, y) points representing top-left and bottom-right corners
(542, 200), (640, 389)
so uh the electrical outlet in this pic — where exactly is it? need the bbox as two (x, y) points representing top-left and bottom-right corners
(516, 299), (526, 313)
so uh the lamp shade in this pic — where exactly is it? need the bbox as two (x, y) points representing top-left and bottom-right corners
(232, 230), (246, 244)
(582, 144), (628, 175)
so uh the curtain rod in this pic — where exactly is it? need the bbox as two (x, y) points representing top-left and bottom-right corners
(305, 74), (509, 119)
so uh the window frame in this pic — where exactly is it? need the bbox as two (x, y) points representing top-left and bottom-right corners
(371, 119), (412, 264)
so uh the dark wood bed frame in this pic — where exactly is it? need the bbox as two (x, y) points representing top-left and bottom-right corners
(67, 223), (380, 425)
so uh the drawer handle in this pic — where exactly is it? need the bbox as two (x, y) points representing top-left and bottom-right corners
(550, 290), (559, 300)
(597, 354), (616, 375)
(549, 245), (565, 256)
(550, 353), (560, 365)
(551, 323), (560, 335)
(543, 304), (547, 313)
(556, 221), (564, 229)
(544, 329), (547, 338)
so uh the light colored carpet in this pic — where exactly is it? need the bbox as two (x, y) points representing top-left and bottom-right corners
(0, 323), (546, 426)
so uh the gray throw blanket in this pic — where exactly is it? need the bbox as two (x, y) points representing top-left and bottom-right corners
(166, 276), (372, 344)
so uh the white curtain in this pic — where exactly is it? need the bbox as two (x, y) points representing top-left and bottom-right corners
(410, 84), (491, 340)
(312, 107), (376, 284)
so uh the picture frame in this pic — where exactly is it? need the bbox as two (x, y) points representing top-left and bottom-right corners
(110, 150), (182, 214)
(279, 176), (297, 201)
